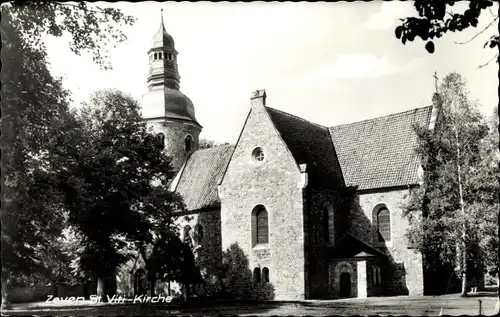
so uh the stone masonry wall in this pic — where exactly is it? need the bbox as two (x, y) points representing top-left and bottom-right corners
(219, 102), (306, 300)
(306, 189), (343, 299)
(147, 119), (201, 173)
(347, 188), (424, 296)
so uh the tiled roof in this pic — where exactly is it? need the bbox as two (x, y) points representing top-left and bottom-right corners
(175, 145), (234, 211)
(329, 106), (433, 191)
(265, 106), (345, 189)
(330, 233), (387, 259)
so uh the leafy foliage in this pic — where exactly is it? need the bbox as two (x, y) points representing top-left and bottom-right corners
(1, 8), (75, 287)
(403, 73), (498, 280)
(4, 1), (135, 69)
(395, 1), (499, 54)
(199, 138), (229, 150)
(1, 0), (137, 288)
(57, 90), (184, 283)
(146, 231), (200, 286)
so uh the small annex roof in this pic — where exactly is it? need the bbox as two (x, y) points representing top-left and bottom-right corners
(174, 144), (234, 212)
(330, 233), (387, 259)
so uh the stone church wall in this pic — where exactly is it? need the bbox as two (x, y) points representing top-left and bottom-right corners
(347, 188), (424, 296)
(305, 189), (345, 299)
(220, 102), (306, 300)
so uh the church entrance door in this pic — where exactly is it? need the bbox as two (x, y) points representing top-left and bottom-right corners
(339, 272), (351, 298)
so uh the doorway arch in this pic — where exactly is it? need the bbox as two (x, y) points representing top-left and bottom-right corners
(339, 272), (351, 298)
(134, 269), (148, 296)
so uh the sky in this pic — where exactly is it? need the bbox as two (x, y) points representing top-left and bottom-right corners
(44, 1), (499, 144)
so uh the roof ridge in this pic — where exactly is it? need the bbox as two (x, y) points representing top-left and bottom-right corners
(265, 106), (328, 131)
(329, 105), (433, 129)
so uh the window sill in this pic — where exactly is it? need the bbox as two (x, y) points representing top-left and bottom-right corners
(252, 243), (269, 250)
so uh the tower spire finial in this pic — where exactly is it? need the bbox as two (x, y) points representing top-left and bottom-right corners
(433, 71), (439, 94)
(160, 8), (164, 27)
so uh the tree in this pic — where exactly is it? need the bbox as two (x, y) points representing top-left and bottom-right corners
(146, 230), (200, 300)
(403, 73), (492, 296)
(1, 7), (76, 289)
(199, 138), (228, 150)
(1, 0), (135, 296)
(396, 3), (499, 306)
(469, 106), (500, 283)
(5, 1), (135, 70)
(395, 1), (498, 61)
(55, 90), (184, 301)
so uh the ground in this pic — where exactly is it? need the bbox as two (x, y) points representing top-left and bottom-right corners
(3, 291), (499, 316)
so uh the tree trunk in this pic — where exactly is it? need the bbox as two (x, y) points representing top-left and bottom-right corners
(497, 88), (500, 317)
(97, 275), (117, 302)
(453, 116), (468, 297)
(149, 278), (155, 296)
(1, 278), (10, 310)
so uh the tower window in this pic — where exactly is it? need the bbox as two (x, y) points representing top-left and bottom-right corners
(154, 52), (157, 60)
(156, 133), (165, 149)
(185, 135), (192, 153)
(159, 52), (163, 59)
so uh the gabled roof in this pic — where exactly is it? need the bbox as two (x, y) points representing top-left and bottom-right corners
(265, 106), (345, 189)
(330, 233), (387, 259)
(175, 145), (234, 211)
(329, 106), (433, 191)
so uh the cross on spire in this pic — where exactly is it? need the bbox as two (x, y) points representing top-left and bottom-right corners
(433, 71), (439, 93)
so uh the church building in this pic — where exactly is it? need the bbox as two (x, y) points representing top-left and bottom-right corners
(124, 13), (442, 301)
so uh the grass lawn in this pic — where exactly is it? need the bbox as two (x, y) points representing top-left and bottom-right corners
(2, 292), (499, 316)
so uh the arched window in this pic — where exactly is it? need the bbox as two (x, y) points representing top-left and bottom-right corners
(158, 52), (162, 59)
(194, 224), (203, 245)
(252, 206), (269, 247)
(183, 225), (193, 247)
(377, 268), (381, 286)
(154, 52), (158, 60)
(323, 203), (334, 245)
(256, 208), (268, 244)
(185, 135), (192, 153)
(377, 208), (391, 242)
(372, 267), (381, 286)
(262, 267), (269, 283)
(156, 133), (165, 149)
(253, 268), (261, 285)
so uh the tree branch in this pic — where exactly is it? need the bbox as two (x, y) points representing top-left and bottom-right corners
(455, 16), (499, 45)
(488, 7), (497, 18)
(477, 53), (499, 69)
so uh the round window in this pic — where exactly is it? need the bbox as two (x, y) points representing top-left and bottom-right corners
(252, 147), (265, 163)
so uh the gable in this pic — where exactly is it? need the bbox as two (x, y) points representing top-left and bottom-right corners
(330, 233), (386, 259)
(220, 101), (302, 190)
(175, 145), (234, 211)
(265, 106), (345, 190)
(329, 106), (433, 191)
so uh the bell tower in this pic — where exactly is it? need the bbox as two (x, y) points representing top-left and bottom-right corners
(141, 9), (202, 174)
